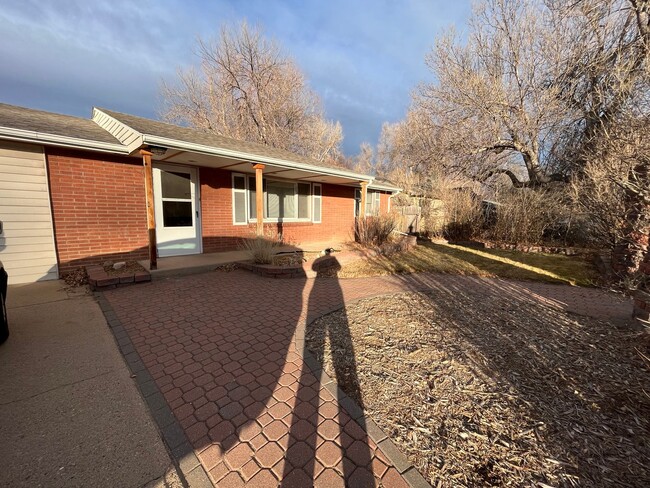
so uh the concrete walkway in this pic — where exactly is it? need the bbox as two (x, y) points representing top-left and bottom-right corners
(102, 268), (632, 487)
(0, 281), (182, 488)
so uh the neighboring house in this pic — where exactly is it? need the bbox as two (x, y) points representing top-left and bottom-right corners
(0, 103), (399, 284)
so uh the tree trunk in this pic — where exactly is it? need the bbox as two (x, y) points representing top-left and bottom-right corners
(522, 149), (550, 186)
(611, 162), (650, 278)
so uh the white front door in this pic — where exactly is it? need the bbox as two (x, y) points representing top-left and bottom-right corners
(153, 164), (201, 257)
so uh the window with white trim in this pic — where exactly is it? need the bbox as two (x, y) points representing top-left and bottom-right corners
(232, 174), (321, 224)
(355, 189), (381, 217)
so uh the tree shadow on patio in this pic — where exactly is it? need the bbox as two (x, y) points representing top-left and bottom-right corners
(343, 270), (649, 485)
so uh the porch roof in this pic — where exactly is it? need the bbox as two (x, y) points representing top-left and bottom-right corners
(93, 108), (378, 187)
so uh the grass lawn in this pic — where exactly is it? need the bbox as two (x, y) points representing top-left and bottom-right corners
(339, 242), (599, 286)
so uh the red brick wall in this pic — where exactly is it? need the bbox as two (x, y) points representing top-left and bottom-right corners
(379, 191), (392, 214)
(47, 148), (148, 274)
(200, 167), (356, 252)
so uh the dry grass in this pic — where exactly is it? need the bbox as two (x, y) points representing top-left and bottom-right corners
(240, 234), (282, 264)
(306, 289), (650, 487)
(338, 242), (598, 286)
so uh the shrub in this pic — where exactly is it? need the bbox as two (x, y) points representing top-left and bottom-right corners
(240, 232), (282, 264)
(486, 188), (572, 246)
(355, 215), (397, 247)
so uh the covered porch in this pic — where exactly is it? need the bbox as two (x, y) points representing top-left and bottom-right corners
(93, 108), (374, 270)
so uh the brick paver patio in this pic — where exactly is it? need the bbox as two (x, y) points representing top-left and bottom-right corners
(103, 268), (631, 487)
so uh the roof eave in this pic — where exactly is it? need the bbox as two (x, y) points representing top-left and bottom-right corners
(368, 181), (402, 193)
(142, 134), (372, 183)
(0, 126), (130, 154)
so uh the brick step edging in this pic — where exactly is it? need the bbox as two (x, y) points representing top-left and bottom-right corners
(87, 265), (151, 290)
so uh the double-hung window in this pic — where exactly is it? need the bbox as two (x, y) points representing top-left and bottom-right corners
(355, 189), (381, 217)
(233, 174), (321, 224)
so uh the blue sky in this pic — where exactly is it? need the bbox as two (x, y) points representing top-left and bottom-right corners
(0, 0), (471, 155)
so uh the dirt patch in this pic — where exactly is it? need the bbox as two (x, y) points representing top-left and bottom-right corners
(103, 261), (147, 276)
(215, 263), (239, 272)
(306, 290), (650, 486)
(62, 267), (88, 287)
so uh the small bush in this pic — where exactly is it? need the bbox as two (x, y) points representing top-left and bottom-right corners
(355, 215), (397, 247)
(443, 221), (476, 241)
(240, 232), (282, 264)
(486, 188), (572, 246)
(378, 237), (411, 256)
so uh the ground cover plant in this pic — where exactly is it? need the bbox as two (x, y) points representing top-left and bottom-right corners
(306, 287), (650, 486)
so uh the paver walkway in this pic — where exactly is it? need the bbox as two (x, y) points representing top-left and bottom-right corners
(103, 268), (631, 487)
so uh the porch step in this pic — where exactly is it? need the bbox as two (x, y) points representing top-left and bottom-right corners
(138, 250), (250, 279)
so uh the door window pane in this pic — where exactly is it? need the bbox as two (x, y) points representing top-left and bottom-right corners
(163, 201), (193, 227)
(161, 171), (191, 199)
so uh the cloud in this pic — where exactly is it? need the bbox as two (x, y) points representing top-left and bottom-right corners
(0, 0), (472, 155)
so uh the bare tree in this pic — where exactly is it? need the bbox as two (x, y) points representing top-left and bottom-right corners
(349, 142), (375, 174)
(550, 0), (650, 276)
(160, 22), (342, 162)
(549, 0), (650, 172)
(415, 0), (570, 187)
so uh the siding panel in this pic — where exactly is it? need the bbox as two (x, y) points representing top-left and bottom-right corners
(0, 141), (59, 283)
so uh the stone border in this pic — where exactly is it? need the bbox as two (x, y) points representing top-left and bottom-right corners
(480, 241), (594, 256)
(94, 293), (212, 488)
(238, 254), (340, 279)
(296, 300), (432, 488)
(87, 265), (151, 291)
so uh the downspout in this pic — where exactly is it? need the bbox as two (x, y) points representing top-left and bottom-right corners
(388, 190), (401, 212)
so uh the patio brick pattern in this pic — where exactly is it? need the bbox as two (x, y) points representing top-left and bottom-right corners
(103, 269), (631, 487)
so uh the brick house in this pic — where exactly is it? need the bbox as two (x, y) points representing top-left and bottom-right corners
(0, 103), (399, 284)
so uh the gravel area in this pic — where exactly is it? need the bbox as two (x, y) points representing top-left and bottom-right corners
(306, 288), (650, 487)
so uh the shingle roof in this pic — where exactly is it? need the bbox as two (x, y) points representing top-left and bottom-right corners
(0, 103), (122, 145)
(369, 176), (401, 191)
(98, 108), (349, 173)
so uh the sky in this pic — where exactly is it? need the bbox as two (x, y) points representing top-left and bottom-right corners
(0, 0), (472, 155)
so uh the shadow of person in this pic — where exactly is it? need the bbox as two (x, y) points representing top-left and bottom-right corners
(282, 255), (374, 486)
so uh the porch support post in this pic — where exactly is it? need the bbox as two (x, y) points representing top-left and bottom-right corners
(360, 181), (368, 218)
(253, 163), (265, 236)
(140, 149), (157, 270)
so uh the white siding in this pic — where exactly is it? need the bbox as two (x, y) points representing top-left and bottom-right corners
(0, 141), (58, 284)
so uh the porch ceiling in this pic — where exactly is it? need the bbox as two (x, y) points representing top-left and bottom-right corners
(152, 149), (363, 186)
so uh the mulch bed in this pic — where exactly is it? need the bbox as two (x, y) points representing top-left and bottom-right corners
(306, 290), (650, 487)
(103, 261), (147, 276)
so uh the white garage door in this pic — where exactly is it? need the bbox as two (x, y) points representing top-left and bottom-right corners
(0, 141), (58, 284)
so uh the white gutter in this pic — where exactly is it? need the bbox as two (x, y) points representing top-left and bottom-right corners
(0, 126), (130, 154)
(142, 134), (372, 183)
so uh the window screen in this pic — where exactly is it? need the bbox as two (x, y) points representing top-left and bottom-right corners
(232, 174), (247, 224)
(298, 183), (311, 219)
(266, 180), (296, 219)
(312, 184), (322, 223)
